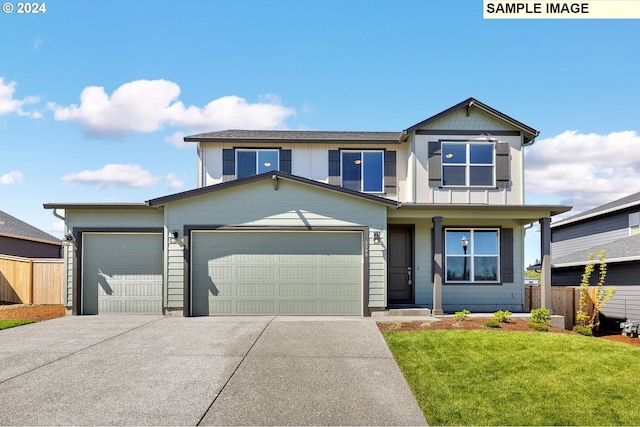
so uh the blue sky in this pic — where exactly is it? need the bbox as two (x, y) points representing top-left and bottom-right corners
(1, 0), (639, 267)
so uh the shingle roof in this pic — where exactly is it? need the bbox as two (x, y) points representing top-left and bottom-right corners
(552, 191), (640, 227)
(184, 130), (403, 143)
(0, 210), (61, 245)
(553, 233), (640, 266)
(184, 98), (539, 145)
(146, 171), (398, 207)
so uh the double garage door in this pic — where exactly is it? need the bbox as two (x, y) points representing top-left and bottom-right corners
(81, 233), (163, 315)
(190, 231), (363, 316)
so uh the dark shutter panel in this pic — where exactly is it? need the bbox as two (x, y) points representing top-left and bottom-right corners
(428, 141), (442, 188)
(496, 142), (510, 189)
(279, 149), (292, 174)
(328, 150), (340, 186)
(500, 228), (514, 283)
(222, 148), (235, 182)
(384, 150), (396, 194)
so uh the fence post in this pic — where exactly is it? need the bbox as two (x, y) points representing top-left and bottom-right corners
(28, 259), (34, 304)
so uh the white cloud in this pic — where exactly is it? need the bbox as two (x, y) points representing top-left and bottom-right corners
(165, 131), (191, 150)
(0, 78), (40, 117)
(53, 79), (295, 137)
(50, 220), (65, 234)
(61, 164), (160, 189)
(0, 170), (23, 185)
(525, 130), (640, 213)
(165, 173), (184, 190)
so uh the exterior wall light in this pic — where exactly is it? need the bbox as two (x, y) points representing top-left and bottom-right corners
(373, 231), (382, 245)
(170, 231), (179, 244)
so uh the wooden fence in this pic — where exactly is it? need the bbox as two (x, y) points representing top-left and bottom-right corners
(0, 255), (64, 304)
(525, 285), (577, 329)
(525, 285), (605, 329)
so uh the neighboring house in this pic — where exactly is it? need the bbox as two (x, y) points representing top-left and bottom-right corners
(45, 98), (570, 316)
(552, 192), (640, 326)
(0, 210), (61, 258)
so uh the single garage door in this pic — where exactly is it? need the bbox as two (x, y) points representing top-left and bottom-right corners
(191, 231), (363, 316)
(82, 233), (163, 314)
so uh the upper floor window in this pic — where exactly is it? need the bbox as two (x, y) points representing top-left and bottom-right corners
(428, 140), (509, 189)
(445, 229), (500, 283)
(341, 150), (384, 193)
(236, 149), (279, 179)
(441, 142), (495, 187)
(630, 212), (640, 235)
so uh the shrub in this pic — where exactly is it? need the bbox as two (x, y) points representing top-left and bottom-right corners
(484, 320), (501, 328)
(572, 325), (593, 336)
(454, 309), (471, 321)
(530, 308), (551, 325)
(493, 310), (512, 323)
(528, 322), (549, 332)
(576, 250), (615, 332)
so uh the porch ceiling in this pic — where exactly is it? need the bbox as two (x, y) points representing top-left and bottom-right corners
(390, 203), (572, 225)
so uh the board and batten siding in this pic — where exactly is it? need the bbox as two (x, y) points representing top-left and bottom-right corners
(163, 179), (387, 310)
(64, 209), (164, 309)
(198, 142), (408, 202)
(552, 213), (629, 260)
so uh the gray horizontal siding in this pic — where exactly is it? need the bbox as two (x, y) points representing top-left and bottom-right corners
(552, 229), (629, 260)
(553, 262), (640, 321)
(553, 212), (629, 243)
(601, 286), (640, 321)
(0, 236), (61, 258)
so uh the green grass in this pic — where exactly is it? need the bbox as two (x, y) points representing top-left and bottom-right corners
(0, 319), (35, 330)
(384, 330), (640, 426)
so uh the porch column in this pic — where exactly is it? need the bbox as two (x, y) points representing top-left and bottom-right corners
(540, 217), (552, 312)
(432, 216), (444, 315)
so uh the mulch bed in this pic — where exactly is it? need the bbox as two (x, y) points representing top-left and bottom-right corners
(0, 303), (67, 322)
(2, 303), (638, 348)
(376, 318), (640, 347)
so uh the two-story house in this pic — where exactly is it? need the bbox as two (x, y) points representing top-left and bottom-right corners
(551, 191), (640, 326)
(45, 98), (570, 316)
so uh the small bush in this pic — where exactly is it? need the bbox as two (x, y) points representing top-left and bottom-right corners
(572, 325), (593, 336)
(493, 310), (512, 323)
(454, 309), (471, 321)
(530, 308), (551, 325)
(484, 320), (501, 328)
(528, 322), (549, 332)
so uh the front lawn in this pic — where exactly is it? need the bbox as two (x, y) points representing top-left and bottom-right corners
(383, 330), (640, 426)
(0, 319), (35, 330)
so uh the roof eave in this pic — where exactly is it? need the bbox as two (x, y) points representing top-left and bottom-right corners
(43, 203), (156, 210)
(147, 171), (398, 207)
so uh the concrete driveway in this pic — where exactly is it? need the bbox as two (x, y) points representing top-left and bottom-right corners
(0, 316), (428, 426)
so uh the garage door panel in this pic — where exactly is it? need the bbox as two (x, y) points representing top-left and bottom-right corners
(191, 231), (362, 316)
(82, 233), (162, 314)
(320, 283), (360, 297)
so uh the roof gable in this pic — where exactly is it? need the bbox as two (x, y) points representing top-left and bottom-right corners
(147, 171), (398, 207)
(0, 210), (60, 245)
(403, 98), (539, 143)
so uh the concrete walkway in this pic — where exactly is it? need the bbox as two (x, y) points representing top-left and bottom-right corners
(0, 315), (428, 426)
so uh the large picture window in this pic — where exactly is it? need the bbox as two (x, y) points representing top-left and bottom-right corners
(236, 149), (279, 179)
(341, 150), (384, 192)
(442, 142), (494, 187)
(445, 229), (500, 283)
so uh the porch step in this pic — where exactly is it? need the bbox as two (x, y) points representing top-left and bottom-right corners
(371, 308), (433, 317)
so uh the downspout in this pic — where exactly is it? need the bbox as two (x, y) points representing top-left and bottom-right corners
(52, 208), (65, 222)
